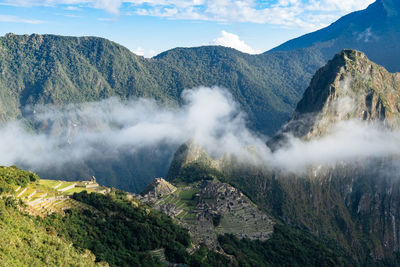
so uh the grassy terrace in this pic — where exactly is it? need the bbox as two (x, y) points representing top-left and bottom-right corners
(39, 179), (99, 195)
(12, 179), (104, 217)
(39, 179), (61, 188)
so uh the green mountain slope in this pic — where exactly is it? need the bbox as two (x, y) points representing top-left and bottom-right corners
(0, 166), (99, 266)
(0, 33), (326, 193)
(0, 33), (321, 135)
(269, 49), (400, 148)
(1, 165), (351, 266)
(166, 50), (400, 265)
(2, 0), (400, 194)
(0, 165), (235, 266)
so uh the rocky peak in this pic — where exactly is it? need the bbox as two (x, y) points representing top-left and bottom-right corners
(269, 49), (400, 148)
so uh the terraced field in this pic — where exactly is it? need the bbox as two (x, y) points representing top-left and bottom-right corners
(13, 179), (105, 217)
(26, 196), (89, 216)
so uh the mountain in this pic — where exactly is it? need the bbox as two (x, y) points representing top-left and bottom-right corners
(167, 50), (400, 265)
(0, 165), (353, 266)
(272, 0), (400, 72)
(0, 33), (319, 135)
(268, 49), (400, 149)
(0, 165), (235, 266)
(2, 0), (400, 194)
(0, 33), (324, 192)
(1, 0), (398, 136)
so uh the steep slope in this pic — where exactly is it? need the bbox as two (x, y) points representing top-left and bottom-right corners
(0, 33), (318, 135)
(167, 51), (400, 264)
(2, 0), (400, 194)
(163, 142), (353, 266)
(269, 49), (400, 148)
(0, 165), (236, 266)
(272, 0), (400, 72)
(241, 51), (400, 264)
(153, 46), (324, 133)
(0, 34), (324, 193)
(0, 166), (99, 266)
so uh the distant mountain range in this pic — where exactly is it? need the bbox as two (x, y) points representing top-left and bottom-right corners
(0, 34), (318, 136)
(273, 0), (400, 72)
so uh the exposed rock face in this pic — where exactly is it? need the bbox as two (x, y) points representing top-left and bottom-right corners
(269, 49), (400, 149)
(258, 50), (400, 263)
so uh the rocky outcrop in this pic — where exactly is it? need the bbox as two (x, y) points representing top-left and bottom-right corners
(260, 50), (400, 263)
(269, 49), (400, 149)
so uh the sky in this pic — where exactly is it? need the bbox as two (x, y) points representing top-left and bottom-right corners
(0, 0), (375, 57)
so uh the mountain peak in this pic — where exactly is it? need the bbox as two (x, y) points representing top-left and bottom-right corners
(268, 49), (400, 147)
(270, 0), (400, 72)
(295, 49), (375, 116)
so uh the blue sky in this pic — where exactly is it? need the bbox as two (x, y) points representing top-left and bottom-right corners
(0, 0), (375, 57)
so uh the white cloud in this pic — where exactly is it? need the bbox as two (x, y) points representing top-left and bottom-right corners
(1, 0), (376, 29)
(0, 14), (44, 24)
(307, 0), (375, 12)
(0, 87), (265, 170)
(0, 87), (399, 179)
(209, 30), (261, 54)
(131, 46), (157, 58)
(64, 6), (82, 11)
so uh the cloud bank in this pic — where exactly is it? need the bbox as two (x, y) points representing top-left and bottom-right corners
(0, 86), (399, 179)
(0, 87), (264, 171)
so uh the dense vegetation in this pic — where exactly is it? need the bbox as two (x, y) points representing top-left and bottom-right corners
(4, 0), (400, 193)
(0, 33), (327, 193)
(44, 190), (191, 266)
(218, 224), (352, 266)
(0, 165), (357, 267)
(0, 166), (98, 265)
(0, 33), (321, 135)
(0, 166), (233, 266)
(0, 198), (99, 266)
(1, 1), (400, 195)
(0, 165), (38, 194)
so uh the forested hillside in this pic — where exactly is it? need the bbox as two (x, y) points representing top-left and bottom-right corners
(0, 33), (322, 135)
